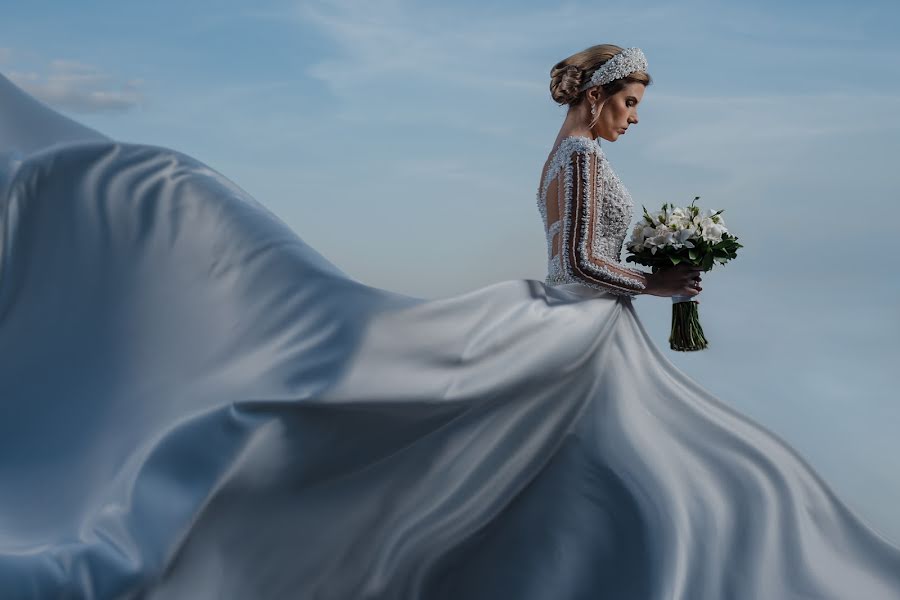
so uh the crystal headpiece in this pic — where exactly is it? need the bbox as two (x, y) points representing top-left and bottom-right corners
(578, 47), (648, 92)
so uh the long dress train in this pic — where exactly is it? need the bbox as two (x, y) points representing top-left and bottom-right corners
(1, 73), (899, 599)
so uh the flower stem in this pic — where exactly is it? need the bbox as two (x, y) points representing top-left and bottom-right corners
(669, 301), (708, 351)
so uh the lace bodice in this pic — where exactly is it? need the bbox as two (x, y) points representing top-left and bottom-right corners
(536, 135), (647, 297)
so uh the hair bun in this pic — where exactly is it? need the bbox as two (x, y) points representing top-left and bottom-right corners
(550, 63), (584, 105)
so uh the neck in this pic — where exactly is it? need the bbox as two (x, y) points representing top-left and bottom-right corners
(555, 105), (601, 147)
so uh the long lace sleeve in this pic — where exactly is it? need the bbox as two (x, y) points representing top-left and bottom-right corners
(559, 148), (648, 297)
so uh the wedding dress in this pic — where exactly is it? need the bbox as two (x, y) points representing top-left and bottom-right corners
(1, 72), (899, 600)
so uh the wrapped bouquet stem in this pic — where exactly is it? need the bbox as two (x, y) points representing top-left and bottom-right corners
(625, 197), (742, 352)
(669, 292), (707, 352)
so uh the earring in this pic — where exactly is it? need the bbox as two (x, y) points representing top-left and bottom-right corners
(590, 103), (597, 116)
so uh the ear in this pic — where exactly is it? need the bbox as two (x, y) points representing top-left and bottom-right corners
(585, 86), (607, 106)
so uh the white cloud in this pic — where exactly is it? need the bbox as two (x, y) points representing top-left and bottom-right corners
(284, 0), (681, 98)
(286, 0), (882, 98)
(6, 58), (144, 114)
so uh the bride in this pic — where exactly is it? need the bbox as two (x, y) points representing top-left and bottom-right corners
(0, 44), (899, 600)
(539, 45), (702, 299)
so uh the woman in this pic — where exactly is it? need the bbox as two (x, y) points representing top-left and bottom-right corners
(1, 46), (899, 599)
(538, 45), (703, 299)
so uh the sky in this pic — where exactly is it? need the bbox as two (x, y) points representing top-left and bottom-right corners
(2, 0), (899, 545)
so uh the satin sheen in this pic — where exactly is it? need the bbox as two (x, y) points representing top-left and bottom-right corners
(1, 74), (899, 600)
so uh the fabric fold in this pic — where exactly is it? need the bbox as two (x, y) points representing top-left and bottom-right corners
(1, 73), (899, 599)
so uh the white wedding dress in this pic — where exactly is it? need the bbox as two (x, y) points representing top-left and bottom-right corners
(1, 72), (899, 600)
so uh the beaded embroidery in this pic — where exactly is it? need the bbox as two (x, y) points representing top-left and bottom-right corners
(577, 47), (649, 92)
(536, 136), (647, 297)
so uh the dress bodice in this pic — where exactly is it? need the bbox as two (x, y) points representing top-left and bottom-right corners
(535, 135), (645, 296)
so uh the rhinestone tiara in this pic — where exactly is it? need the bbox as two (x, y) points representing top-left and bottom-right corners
(578, 47), (648, 92)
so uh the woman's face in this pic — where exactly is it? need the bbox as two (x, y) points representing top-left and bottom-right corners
(591, 82), (645, 143)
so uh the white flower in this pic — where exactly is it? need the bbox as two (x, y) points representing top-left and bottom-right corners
(674, 228), (696, 248)
(673, 216), (695, 231)
(647, 227), (676, 248)
(701, 221), (726, 243)
(630, 200), (731, 255)
(631, 222), (645, 239)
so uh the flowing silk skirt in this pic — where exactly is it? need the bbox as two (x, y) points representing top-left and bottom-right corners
(1, 75), (899, 599)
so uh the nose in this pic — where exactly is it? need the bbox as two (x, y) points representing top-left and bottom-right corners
(629, 112), (638, 125)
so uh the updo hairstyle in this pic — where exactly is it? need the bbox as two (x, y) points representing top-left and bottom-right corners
(549, 44), (652, 106)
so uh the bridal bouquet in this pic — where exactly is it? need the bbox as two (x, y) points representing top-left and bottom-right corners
(625, 197), (742, 352)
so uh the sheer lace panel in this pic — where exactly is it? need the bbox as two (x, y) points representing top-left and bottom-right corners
(536, 136), (647, 297)
(544, 171), (563, 259)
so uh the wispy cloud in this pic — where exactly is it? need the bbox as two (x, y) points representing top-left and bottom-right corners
(285, 0), (884, 97)
(643, 91), (900, 168)
(6, 58), (144, 114)
(283, 0), (679, 97)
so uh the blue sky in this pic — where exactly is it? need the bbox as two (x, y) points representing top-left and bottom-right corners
(2, 0), (899, 545)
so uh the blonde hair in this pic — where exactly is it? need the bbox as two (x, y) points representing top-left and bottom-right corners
(549, 44), (653, 107)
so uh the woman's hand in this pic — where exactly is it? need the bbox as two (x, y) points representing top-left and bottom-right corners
(643, 263), (703, 298)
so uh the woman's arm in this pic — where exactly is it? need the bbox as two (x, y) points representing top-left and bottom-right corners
(559, 149), (648, 297)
